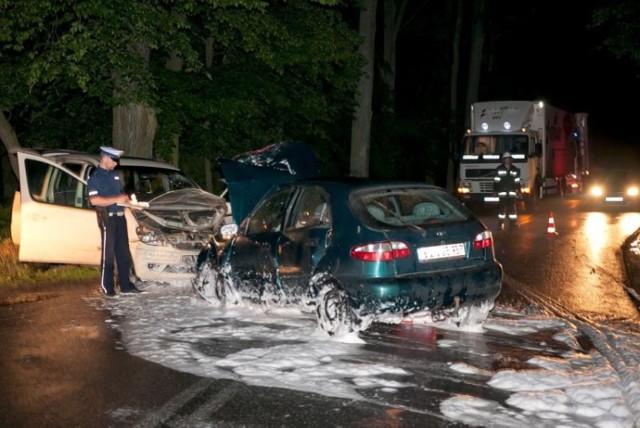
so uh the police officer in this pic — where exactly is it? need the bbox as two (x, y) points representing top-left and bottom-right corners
(494, 151), (521, 230)
(87, 146), (143, 296)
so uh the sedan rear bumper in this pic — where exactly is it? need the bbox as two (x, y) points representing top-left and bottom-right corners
(345, 262), (503, 314)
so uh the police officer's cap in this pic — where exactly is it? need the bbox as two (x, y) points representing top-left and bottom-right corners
(100, 146), (124, 160)
(502, 151), (512, 159)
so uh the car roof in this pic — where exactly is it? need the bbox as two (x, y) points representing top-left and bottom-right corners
(291, 176), (444, 192)
(37, 149), (182, 171)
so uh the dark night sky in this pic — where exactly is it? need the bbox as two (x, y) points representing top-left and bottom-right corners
(485, 1), (640, 168)
(397, 1), (640, 170)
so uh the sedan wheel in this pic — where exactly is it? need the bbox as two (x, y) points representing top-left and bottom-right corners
(315, 279), (359, 336)
(192, 262), (239, 307)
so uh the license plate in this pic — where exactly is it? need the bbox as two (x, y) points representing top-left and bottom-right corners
(605, 196), (623, 202)
(417, 243), (466, 261)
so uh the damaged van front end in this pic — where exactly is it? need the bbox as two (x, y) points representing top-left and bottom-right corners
(130, 188), (228, 281)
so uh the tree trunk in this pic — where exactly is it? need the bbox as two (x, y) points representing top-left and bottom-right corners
(165, 12), (186, 166)
(446, 0), (464, 193)
(464, 0), (485, 128)
(112, 104), (156, 158)
(166, 50), (184, 166)
(112, 41), (156, 158)
(0, 110), (21, 184)
(0, 111), (19, 151)
(382, 0), (408, 112)
(350, 0), (378, 178)
(204, 36), (215, 191)
(204, 158), (213, 192)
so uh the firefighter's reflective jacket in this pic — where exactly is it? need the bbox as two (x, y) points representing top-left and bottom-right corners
(494, 164), (521, 197)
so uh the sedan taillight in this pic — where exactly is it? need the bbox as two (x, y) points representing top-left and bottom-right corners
(350, 241), (410, 262)
(473, 231), (493, 249)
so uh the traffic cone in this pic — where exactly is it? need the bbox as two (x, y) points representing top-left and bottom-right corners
(545, 211), (558, 236)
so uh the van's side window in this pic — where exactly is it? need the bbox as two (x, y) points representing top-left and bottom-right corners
(24, 159), (87, 209)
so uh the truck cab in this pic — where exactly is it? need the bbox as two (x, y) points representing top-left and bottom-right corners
(458, 128), (541, 210)
(457, 100), (588, 211)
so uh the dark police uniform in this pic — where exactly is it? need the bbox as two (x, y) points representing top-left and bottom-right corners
(87, 151), (137, 295)
(494, 152), (521, 229)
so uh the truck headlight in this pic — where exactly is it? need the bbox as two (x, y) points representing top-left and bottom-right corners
(627, 186), (639, 197)
(457, 182), (471, 194)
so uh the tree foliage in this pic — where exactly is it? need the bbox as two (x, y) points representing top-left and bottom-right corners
(0, 0), (362, 169)
(592, 2), (640, 68)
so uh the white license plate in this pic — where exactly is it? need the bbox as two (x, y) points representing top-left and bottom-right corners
(417, 243), (466, 261)
(605, 196), (623, 202)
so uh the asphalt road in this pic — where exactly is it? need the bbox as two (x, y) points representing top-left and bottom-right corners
(479, 195), (640, 319)
(1, 195), (639, 427)
(1, 281), (476, 427)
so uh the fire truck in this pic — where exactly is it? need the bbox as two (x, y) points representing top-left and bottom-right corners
(457, 100), (589, 210)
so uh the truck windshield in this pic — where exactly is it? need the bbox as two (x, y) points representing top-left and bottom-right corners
(462, 135), (529, 158)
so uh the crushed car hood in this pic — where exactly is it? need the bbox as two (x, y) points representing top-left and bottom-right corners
(133, 188), (228, 233)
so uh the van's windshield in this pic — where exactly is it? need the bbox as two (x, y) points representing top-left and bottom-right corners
(119, 166), (199, 201)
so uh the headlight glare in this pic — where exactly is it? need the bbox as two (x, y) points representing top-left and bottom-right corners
(590, 186), (603, 197)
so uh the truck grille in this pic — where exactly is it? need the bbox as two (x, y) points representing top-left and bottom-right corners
(479, 182), (495, 193)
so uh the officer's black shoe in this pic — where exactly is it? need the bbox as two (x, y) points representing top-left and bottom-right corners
(121, 286), (144, 294)
(104, 291), (117, 298)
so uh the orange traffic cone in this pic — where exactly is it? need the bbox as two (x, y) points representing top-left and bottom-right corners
(545, 211), (558, 236)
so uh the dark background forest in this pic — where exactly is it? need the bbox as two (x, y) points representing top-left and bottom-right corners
(1, 0), (639, 202)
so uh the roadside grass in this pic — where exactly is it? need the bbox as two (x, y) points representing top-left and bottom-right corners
(0, 205), (99, 288)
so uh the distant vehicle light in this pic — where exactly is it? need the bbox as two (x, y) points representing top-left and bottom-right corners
(590, 186), (603, 197)
(503, 121), (511, 130)
(481, 122), (489, 131)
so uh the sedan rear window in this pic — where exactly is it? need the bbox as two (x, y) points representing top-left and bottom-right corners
(351, 187), (471, 228)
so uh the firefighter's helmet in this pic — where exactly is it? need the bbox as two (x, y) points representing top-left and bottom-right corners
(502, 152), (512, 159)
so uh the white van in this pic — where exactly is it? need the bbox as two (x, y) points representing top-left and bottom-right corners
(10, 148), (227, 283)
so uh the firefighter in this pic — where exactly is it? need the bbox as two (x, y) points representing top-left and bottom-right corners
(494, 151), (521, 230)
(87, 146), (143, 296)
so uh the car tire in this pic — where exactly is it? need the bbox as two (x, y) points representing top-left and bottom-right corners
(192, 259), (216, 303)
(192, 262), (240, 307)
(314, 276), (359, 336)
(437, 298), (494, 329)
(259, 282), (283, 310)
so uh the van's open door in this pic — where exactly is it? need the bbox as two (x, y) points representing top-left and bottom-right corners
(14, 151), (101, 265)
